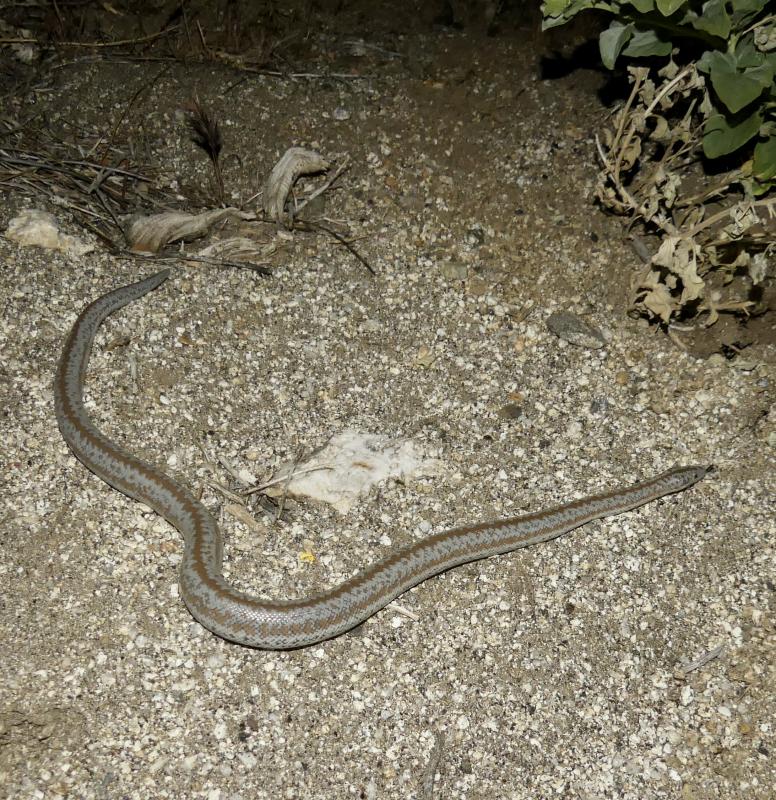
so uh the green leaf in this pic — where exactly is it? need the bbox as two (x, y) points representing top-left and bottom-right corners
(731, 0), (766, 11)
(599, 21), (635, 69)
(542, 0), (572, 13)
(623, 28), (673, 58)
(735, 36), (762, 68)
(704, 50), (773, 113)
(753, 136), (776, 181)
(656, 0), (686, 15)
(703, 109), (763, 158)
(751, 179), (774, 197)
(745, 62), (775, 88)
(696, 50), (715, 74)
(692, 0), (731, 39)
(541, 16), (569, 30)
(626, 0), (655, 11)
(541, 0), (600, 28)
(730, 0), (767, 27)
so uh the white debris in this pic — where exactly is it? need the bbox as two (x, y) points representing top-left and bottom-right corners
(264, 429), (443, 514)
(5, 209), (94, 256)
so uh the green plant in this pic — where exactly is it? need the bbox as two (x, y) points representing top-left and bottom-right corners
(542, 0), (775, 327)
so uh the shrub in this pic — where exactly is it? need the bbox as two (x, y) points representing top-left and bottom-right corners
(542, 0), (775, 326)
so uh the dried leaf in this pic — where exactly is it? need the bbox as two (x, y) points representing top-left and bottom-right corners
(263, 147), (329, 227)
(639, 78), (656, 107)
(661, 172), (681, 207)
(682, 206), (705, 230)
(650, 115), (671, 142)
(413, 345), (438, 368)
(658, 60), (679, 80)
(728, 203), (760, 238)
(652, 236), (679, 269)
(620, 138), (642, 171)
(749, 251), (772, 284)
(651, 236), (705, 304)
(125, 209), (248, 253)
(638, 281), (676, 323)
(631, 110), (647, 134)
(196, 236), (276, 264)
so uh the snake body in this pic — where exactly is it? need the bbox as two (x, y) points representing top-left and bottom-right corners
(54, 270), (709, 649)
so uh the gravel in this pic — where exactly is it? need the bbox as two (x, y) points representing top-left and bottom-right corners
(1, 24), (774, 800)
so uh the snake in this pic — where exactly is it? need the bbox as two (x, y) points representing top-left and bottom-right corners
(54, 270), (710, 649)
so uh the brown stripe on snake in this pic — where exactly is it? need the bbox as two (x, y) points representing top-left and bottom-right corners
(54, 270), (711, 649)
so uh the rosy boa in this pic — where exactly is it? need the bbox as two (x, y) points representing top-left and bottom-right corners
(54, 270), (710, 648)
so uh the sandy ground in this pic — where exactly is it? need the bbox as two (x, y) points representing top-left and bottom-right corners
(1, 14), (774, 800)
